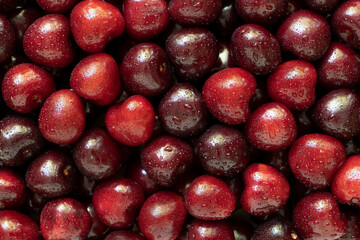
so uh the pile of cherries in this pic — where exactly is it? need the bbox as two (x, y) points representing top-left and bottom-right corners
(1, 0), (360, 239)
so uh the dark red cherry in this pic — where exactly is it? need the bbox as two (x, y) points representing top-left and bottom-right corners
(84, 201), (109, 240)
(23, 14), (75, 68)
(105, 95), (155, 146)
(332, 0), (360, 50)
(341, 207), (360, 239)
(0, 115), (46, 167)
(189, 219), (235, 240)
(305, 0), (340, 14)
(39, 89), (86, 145)
(169, 0), (222, 26)
(123, 0), (170, 41)
(141, 135), (194, 187)
(235, 0), (288, 27)
(276, 10), (331, 61)
(202, 68), (257, 125)
(105, 231), (146, 240)
(312, 89), (360, 141)
(267, 60), (317, 111)
(2, 63), (55, 113)
(286, 0), (305, 16)
(40, 198), (92, 240)
(171, 171), (200, 197)
(92, 178), (145, 229)
(0, 0), (21, 12)
(241, 163), (290, 216)
(158, 83), (209, 137)
(120, 43), (173, 97)
(166, 28), (218, 82)
(318, 42), (360, 90)
(210, 41), (235, 74)
(245, 102), (297, 152)
(0, 210), (41, 240)
(213, 1), (242, 38)
(0, 14), (15, 64)
(77, 175), (97, 198)
(73, 128), (123, 180)
(70, 53), (121, 106)
(139, 191), (187, 240)
(36, 0), (79, 13)
(0, 168), (27, 210)
(231, 24), (281, 76)
(293, 192), (347, 239)
(331, 155), (360, 206)
(70, 0), (125, 52)
(252, 217), (302, 240)
(196, 124), (250, 177)
(231, 218), (253, 240)
(185, 175), (235, 220)
(25, 150), (78, 198)
(262, 149), (292, 178)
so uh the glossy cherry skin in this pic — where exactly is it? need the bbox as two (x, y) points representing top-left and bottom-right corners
(158, 83), (209, 138)
(252, 217), (302, 240)
(0, 210), (41, 240)
(70, 53), (121, 106)
(105, 231), (146, 240)
(276, 10), (331, 61)
(235, 0), (287, 27)
(241, 163), (290, 216)
(84, 201), (109, 240)
(92, 178), (145, 229)
(196, 124), (250, 177)
(25, 150), (78, 198)
(40, 198), (92, 240)
(73, 128), (123, 180)
(36, 0), (79, 13)
(0, 115), (46, 167)
(123, 0), (170, 41)
(231, 24), (281, 76)
(0, 168), (27, 210)
(139, 191), (187, 240)
(293, 192), (347, 240)
(185, 175), (235, 220)
(0, 15), (15, 64)
(120, 43), (173, 97)
(331, 155), (360, 206)
(289, 133), (346, 190)
(245, 102), (297, 152)
(70, 0), (125, 52)
(202, 68), (257, 125)
(332, 0), (360, 50)
(188, 219), (234, 240)
(305, 0), (339, 14)
(318, 42), (360, 90)
(267, 60), (317, 111)
(169, 0), (222, 26)
(166, 28), (218, 82)
(2, 63), (55, 113)
(105, 95), (155, 146)
(23, 14), (75, 68)
(312, 89), (360, 141)
(141, 135), (194, 187)
(39, 89), (86, 145)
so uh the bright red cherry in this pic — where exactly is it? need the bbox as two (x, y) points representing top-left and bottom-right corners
(0, 168), (27, 210)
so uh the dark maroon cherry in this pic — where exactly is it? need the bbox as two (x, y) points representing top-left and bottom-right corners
(312, 89), (360, 141)
(231, 24), (282, 76)
(84, 201), (109, 240)
(196, 124), (250, 177)
(0, 210), (41, 240)
(0, 0), (21, 12)
(166, 28), (218, 82)
(341, 207), (360, 239)
(189, 219), (235, 240)
(262, 149), (292, 178)
(141, 135), (194, 187)
(158, 83), (209, 137)
(25, 149), (78, 198)
(139, 191), (187, 240)
(0, 14), (15, 64)
(250, 79), (271, 112)
(293, 192), (347, 239)
(305, 0), (340, 14)
(0, 115), (46, 166)
(213, 1), (242, 38)
(104, 231), (146, 240)
(210, 41), (235, 74)
(286, 0), (305, 16)
(36, 0), (79, 13)
(231, 218), (253, 240)
(40, 198), (92, 240)
(92, 178), (145, 229)
(120, 43), (173, 97)
(252, 217), (302, 240)
(73, 128), (123, 180)
(25, 191), (49, 215)
(0, 168), (27, 210)
(276, 10), (331, 61)
(77, 175), (97, 198)
(171, 171), (200, 197)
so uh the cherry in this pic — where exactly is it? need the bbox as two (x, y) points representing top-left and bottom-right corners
(251, 217), (301, 240)
(40, 198), (92, 240)
(105, 95), (155, 146)
(286, 0), (305, 16)
(36, 0), (79, 13)
(70, 53), (121, 106)
(0, 168), (27, 210)
(38, 89), (86, 145)
(276, 10), (331, 61)
(262, 149), (292, 178)
(231, 24), (282, 76)
(171, 171), (200, 197)
(189, 219), (235, 240)
(104, 230), (146, 240)
(202, 68), (257, 125)
(305, 0), (340, 14)
(138, 191), (187, 240)
(70, 0), (125, 52)
(0, 14), (15, 64)
(92, 178), (145, 229)
(23, 14), (75, 68)
(185, 175), (235, 220)
(84, 201), (109, 240)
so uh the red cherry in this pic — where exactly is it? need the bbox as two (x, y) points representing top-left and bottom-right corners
(0, 168), (27, 210)
(305, 0), (340, 14)
(36, 0), (79, 13)
(105, 230), (146, 240)
(0, 14), (15, 64)
(84, 201), (109, 240)
(188, 219), (235, 240)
